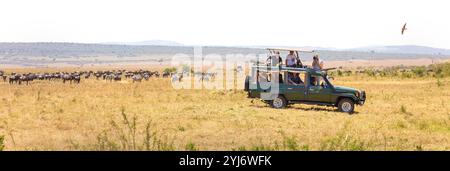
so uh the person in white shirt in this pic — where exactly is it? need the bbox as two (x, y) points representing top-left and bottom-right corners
(285, 51), (297, 67)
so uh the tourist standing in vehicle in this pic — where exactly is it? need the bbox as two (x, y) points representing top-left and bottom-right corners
(312, 55), (323, 70)
(286, 51), (297, 67)
(266, 51), (283, 66)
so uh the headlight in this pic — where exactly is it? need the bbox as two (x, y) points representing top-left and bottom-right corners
(355, 91), (360, 98)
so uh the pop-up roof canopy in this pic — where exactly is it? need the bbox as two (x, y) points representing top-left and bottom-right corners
(266, 47), (315, 53)
(252, 65), (326, 76)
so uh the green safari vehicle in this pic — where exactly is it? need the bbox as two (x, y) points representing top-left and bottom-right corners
(244, 48), (366, 113)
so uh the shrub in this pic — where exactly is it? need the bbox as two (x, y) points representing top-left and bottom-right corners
(319, 133), (367, 151)
(93, 108), (174, 151)
(185, 142), (198, 151)
(364, 69), (376, 77)
(0, 135), (4, 151)
(283, 136), (299, 151)
(412, 66), (426, 77)
(437, 79), (443, 87)
(432, 62), (450, 77)
(163, 67), (177, 74)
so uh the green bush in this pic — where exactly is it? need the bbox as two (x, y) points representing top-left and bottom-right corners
(93, 108), (174, 151)
(337, 70), (343, 76)
(163, 67), (177, 74)
(364, 69), (376, 77)
(432, 62), (450, 77)
(0, 135), (4, 151)
(185, 142), (198, 151)
(319, 133), (368, 151)
(412, 66), (426, 77)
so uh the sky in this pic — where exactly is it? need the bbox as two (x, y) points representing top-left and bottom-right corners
(0, 0), (449, 49)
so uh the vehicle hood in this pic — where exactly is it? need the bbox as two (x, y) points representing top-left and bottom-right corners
(333, 86), (359, 93)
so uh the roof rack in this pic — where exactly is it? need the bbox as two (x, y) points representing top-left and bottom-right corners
(252, 65), (325, 75)
(266, 47), (315, 53)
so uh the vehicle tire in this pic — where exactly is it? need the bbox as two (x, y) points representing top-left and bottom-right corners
(338, 98), (355, 113)
(271, 95), (287, 109)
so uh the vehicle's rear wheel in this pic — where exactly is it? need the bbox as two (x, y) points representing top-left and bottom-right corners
(338, 98), (355, 113)
(271, 95), (287, 109)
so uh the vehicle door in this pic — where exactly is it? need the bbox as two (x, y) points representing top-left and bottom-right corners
(306, 74), (333, 103)
(283, 72), (307, 101)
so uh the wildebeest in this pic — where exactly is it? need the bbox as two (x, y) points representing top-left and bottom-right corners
(114, 74), (121, 81)
(143, 73), (150, 81)
(4, 69), (170, 86)
(163, 72), (171, 78)
(19, 74), (34, 85)
(62, 73), (73, 84)
(9, 74), (20, 84)
(73, 75), (81, 84)
(104, 74), (114, 82)
(132, 74), (143, 83)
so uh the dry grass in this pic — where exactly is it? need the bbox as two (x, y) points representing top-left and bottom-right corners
(0, 68), (449, 151)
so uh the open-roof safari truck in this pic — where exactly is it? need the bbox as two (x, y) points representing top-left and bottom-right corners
(244, 48), (366, 113)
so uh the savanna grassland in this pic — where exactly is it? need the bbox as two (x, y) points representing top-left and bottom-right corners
(0, 64), (450, 151)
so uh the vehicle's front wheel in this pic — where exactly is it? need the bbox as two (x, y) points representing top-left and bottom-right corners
(338, 98), (355, 113)
(271, 95), (287, 109)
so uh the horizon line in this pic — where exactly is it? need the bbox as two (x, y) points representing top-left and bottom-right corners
(0, 41), (448, 51)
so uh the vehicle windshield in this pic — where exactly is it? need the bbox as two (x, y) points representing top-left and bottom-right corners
(310, 74), (333, 88)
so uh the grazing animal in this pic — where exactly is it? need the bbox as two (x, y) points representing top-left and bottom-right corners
(105, 74), (114, 82)
(114, 74), (121, 81)
(95, 73), (102, 80)
(73, 75), (81, 84)
(163, 72), (171, 78)
(4, 69), (165, 85)
(37, 74), (45, 80)
(125, 72), (133, 79)
(143, 73), (150, 81)
(132, 74), (143, 83)
(9, 74), (20, 84)
(62, 74), (73, 84)
(19, 74), (32, 85)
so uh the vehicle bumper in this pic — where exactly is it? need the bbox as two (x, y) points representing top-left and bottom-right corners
(357, 91), (366, 105)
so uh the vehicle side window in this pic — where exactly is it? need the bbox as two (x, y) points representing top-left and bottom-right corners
(310, 75), (326, 87)
(287, 72), (305, 87)
(297, 73), (306, 87)
(258, 72), (268, 82)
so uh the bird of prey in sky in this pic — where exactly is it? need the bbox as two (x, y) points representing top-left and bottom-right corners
(401, 23), (407, 35)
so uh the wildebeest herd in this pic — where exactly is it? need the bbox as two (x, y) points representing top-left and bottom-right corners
(0, 69), (172, 85)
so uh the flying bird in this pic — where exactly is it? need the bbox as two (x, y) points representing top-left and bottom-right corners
(401, 23), (407, 35)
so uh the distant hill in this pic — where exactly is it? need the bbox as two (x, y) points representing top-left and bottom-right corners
(0, 42), (448, 61)
(101, 40), (184, 46)
(347, 45), (450, 56)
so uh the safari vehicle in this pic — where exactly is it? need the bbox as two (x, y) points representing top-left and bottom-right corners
(244, 48), (366, 113)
